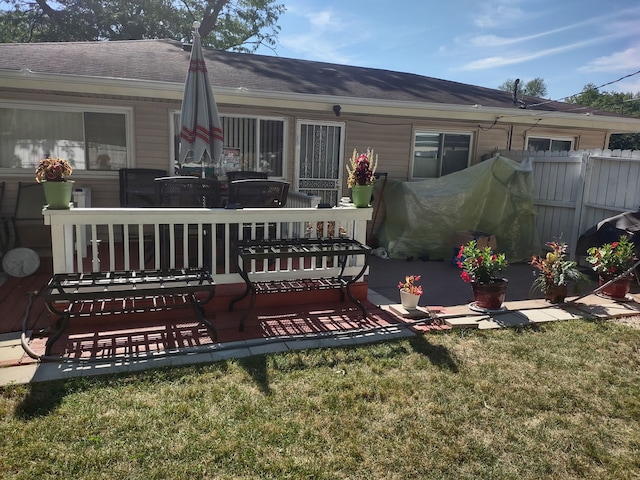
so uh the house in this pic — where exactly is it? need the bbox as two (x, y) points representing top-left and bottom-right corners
(1, 39), (639, 218)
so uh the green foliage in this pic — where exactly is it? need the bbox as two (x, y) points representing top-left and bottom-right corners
(0, 0), (285, 52)
(498, 77), (548, 97)
(586, 235), (637, 278)
(568, 84), (640, 149)
(530, 241), (588, 294)
(456, 240), (508, 283)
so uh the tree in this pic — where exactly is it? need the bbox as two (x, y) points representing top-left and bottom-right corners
(0, 0), (285, 52)
(498, 77), (548, 98)
(567, 84), (640, 150)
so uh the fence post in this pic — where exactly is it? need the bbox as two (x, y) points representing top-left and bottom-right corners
(569, 152), (590, 260)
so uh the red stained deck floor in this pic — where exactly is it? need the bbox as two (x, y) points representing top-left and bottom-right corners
(0, 258), (446, 365)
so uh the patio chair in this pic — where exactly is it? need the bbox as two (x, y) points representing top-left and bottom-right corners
(226, 171), (268, 183)
(12, 182), (50, 251)
(119, 168), (167, 207)
(155, 176), (221, 208)
(228, 179), (289, 241)
(155, 176), (222, 268)
(118, 168), (167, 266)
(228, 179), (289, 208)
(0, 181), (13, 256)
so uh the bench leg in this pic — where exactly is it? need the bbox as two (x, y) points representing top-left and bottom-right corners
(239, 288), (257, 332)
(344, 255), (370, 320)
(345, 283), (367, 320)
(45, 314), (70, 357)
(229, 282), (250, 312)
(190, 294), (217, 340)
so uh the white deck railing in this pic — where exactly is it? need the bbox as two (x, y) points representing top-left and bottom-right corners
(43, 206), (372, 284)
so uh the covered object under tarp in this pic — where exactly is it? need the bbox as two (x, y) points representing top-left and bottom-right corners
(377, 155), (539, 261)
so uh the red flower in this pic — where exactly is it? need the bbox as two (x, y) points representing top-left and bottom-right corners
(460, 271), (472, 283)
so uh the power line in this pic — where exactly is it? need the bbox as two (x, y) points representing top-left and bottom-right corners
(528, 69), (640, 108)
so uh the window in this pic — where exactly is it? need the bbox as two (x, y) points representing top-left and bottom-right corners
(527, 136), (573, 152)
(0, 104), (130, 172)
(412, 132), (472, 178)
(172, 113), (285, 177)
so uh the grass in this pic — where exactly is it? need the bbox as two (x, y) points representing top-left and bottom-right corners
(1, 319), (640, 479)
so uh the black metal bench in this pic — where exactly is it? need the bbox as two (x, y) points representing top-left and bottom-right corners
(230, 237), (371, 331)
(43, 268), (216, 356)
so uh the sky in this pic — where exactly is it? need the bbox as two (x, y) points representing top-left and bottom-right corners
(254, 0), (640, 101)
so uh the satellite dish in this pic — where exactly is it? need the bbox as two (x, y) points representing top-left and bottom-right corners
(2, 248), (40, 277)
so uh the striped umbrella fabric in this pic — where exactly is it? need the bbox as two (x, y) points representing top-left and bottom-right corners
(179, 22), (224, 169)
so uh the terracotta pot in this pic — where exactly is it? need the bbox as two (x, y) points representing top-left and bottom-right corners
(400, 290), (420, 310)
(598, 276), (632, 299)
(350, 185), (373, 208)
(471, 278), (508, 310)
(545, 285), (567, 304)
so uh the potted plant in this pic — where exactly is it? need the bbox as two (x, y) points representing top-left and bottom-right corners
(346, 148), (377, 207)
(530, 241), (588, 303)
(586, 235), (637, 299)
(456, 240), (508, 310)
(35, 157), (74, 209)
(398, 274), (423, 310)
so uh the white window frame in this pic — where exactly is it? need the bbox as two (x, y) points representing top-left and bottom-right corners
(170, 111), (288, 179)
(0, 100), (133, 177)
(410, 130), (473, 179)
(526, 136), (574, 152)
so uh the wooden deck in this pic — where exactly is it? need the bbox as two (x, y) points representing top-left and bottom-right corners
(0, 256), (444, 365)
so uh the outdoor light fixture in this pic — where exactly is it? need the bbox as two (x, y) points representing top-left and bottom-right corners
(333, 105), (341, 117)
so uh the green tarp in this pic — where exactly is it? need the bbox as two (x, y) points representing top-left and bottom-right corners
(377, 155), (539, 262)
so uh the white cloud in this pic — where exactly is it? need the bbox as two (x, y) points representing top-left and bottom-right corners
(460, 34), (626, 71)
(474, 6), (524, 28)
(304, 9), (341, 29)
(275, 7), (358, 65)
(579, 47), (640, 73)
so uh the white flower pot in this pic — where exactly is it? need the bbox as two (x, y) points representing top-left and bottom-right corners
(400, 290), (420, 310)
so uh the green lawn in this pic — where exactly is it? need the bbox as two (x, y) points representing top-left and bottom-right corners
(1, 319), (639, 479)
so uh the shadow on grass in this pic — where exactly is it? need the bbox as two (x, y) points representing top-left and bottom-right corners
(407, 334), (459, 372)
(12, 380), (69, 419)
(237, 355), (271, 395)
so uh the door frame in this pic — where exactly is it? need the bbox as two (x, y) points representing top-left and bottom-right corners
(294, 119), (346, 203)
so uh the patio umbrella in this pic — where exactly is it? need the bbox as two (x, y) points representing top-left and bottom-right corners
(179, 21), (224, 177)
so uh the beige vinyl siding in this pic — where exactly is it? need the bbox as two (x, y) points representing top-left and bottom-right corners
(134, 103), (175, 171)
(575, 130), (608, 150)
(346, 120), (413, 181)
(475, 125), (511, 162)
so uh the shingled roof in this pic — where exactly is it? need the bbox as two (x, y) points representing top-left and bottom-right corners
(0, 38), (610, 116)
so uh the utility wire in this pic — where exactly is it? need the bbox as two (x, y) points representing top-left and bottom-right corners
(528, 69), (640, 108)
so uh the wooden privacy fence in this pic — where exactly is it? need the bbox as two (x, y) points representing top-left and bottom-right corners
(500, 149), (640, 258)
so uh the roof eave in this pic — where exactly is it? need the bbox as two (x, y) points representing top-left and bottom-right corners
(1, 69), (639, 131)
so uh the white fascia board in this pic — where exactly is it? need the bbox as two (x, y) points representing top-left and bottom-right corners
(1, 69), (639, 131)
